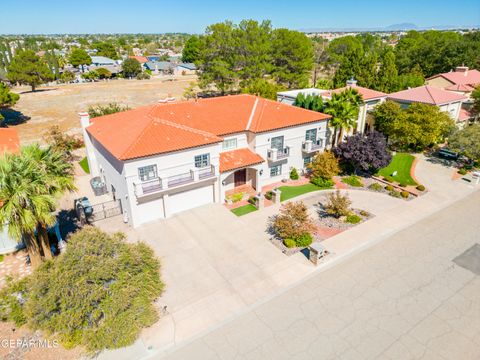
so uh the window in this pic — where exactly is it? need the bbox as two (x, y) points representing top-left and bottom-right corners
(270, 136), (284, 150)
(222, 138), (237, 150)
(194, 153), (210, 168)
(270, 165), (282, 177)
(305, 129), (317, 142)
(138, 165), (157, 181)
(303, 156), (313, 168)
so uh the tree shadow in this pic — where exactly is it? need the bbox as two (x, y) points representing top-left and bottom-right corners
(18, 88), (58, 94)
(0, 108), (31, 126)
(424, 154), (456, 168)
(57, 209), (81, 241)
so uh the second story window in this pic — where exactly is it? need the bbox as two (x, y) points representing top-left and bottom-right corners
(305, 129), (317, 141)
(270, 136), (284, 150)
(138, 164), (157, 181)
(222, 138), (237, 150)
(194, 153), (210, 168)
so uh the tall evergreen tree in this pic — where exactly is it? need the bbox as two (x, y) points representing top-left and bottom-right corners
(376, 49), (398, 92)
(7, 50), (54, 91)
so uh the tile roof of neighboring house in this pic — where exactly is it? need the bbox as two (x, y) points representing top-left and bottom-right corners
(458, 108), (473, 121)
(428, 69), (480, 86)
(145, 61), (173, 71)
(0, 128), (20, 154)
(87, 94), (330, 160)
(220, 148), (265, 173)
(388, 85), (467, 105)
(331, 85), (387, 101)
(129, 56), (149, 64)
(445, 83), (476, 92)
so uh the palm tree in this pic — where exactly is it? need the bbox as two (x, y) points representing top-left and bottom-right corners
(324, 89), (362, 147)
(0, 145), (75, 266)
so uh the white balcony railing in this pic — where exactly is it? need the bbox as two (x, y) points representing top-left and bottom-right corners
(267, 147), (290, 162)
(302, 139), (323, 153)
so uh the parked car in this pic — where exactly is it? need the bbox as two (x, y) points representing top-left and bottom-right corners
(437, 148), (459, 160)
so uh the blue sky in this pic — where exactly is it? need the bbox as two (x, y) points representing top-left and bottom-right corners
(1, 0), (479, 34)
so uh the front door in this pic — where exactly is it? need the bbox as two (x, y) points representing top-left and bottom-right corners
(234, 169), (246, 187)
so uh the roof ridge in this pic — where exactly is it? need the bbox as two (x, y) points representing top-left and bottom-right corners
(424, 85), (437, 104)
(120, 110), (160, 159)
(245, 97), (259, 131)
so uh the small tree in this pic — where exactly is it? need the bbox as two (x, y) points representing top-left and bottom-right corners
(0, 82), (19, 123)
(323, 190), (351, 218)
(334, 131), (392, 174)
(59, 70), (75, 83)
(81, 70), (99, 81)
(43, 125), (84, 161)
(96, 67), (112, 79)
(122, 58), (142, 78)
(308, 151), (340, 181)
(448, 123), (480, 160)
(471, 86), (480, 118)
(290, 167), (299, 180)
(7, 50), (54, 91)
(68, 48), (92, 68)
(272, 201), (315, 246)
(0, 227), (164, 352)
(88, 102), (130, 118)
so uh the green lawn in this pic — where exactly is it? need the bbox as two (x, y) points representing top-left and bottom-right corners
(231, 204), (258, 216)
(279, 183), (331, 201)
(79, 157), (90, 174)
(377, 153), (417, 185)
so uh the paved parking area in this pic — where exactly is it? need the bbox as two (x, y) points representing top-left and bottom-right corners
(159, 189), (480, 360)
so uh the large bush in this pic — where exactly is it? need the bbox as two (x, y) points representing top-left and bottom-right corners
(272, 201), (315, 246)
(0, 227), (163, 352)
(323, 190), (352, 218)
(308, 151), (340, 182)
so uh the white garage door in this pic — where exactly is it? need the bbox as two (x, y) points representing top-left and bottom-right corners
(168, 185), (214, 215)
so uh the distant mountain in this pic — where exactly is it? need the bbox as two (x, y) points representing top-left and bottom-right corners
(301, 23), (479, 33)
(385, 23), (418, 30)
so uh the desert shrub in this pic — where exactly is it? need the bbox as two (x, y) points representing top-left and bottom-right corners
(308, 151), (340, 180)
(341, 175), (363, 187)
(290, 167), (299, 180)
(458, 168), (468, 175)
(264, 191), (273, 200)
(88, 102), (130, 118)
(368, 183), (383, 192)
(359, 210), (369, 217)
(272, 201), (315, 241)
(389, 190), (401, 198)
(229, 192), (244, 203)
(385, 185), (394, 191)
(416, 184), (425, 191)
(399, 183), (407, 188)
(0, 227), (163, 352)
(136, 72), (150, 80)
(383, 175), (394, 183)
(323, 190), (351, 218)
(346, 214), (362, 224)
(400, 191), (410, 198)
(43, 125), (84, 161)
(310, 177), (334, 188)
(295, 233), (313, 247)
(283, 238), (296, 248)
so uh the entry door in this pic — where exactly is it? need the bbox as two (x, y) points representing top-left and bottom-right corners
(234, 169), (246, 187)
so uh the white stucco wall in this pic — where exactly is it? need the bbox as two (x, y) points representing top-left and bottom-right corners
(392, 100), (463, 121)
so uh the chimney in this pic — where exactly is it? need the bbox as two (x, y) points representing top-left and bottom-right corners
(346, 77), (357, 87)
(455, 65), (469, 76)
(79, 112), (90, 129)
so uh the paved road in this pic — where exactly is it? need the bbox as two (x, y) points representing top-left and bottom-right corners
(158, 190), (480, 360)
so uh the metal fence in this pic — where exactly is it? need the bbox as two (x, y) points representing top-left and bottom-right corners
(88, 199), (122, 222)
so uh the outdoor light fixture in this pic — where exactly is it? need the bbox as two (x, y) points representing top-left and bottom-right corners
(259, 170), (263, 176)
(222, 180), (226, 185)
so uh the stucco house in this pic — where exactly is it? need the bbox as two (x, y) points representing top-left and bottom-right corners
(387, 85), (467, 125)
(80, 94), (330, 227)
(426, 66), (480, 98)
(277, 79), (387, 137)
(174, 63), (196, 75)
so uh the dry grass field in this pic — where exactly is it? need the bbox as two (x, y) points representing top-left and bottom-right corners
(5, 75), (195, 144)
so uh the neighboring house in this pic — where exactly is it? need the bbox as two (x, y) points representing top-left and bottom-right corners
(90, 56), (116, 66)
(277, 79), (387, 136)
(388, 85), (467, 124)
(144, 61), (174, 74)
(174, 63), (196, 75)
(426, 66), (480, 98)
(80, 94), (330, 227)
(129, 56), (149, 64)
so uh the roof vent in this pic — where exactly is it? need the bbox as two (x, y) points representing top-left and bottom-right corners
(346, 77), (357, 87)
(455, 66), (469, 76)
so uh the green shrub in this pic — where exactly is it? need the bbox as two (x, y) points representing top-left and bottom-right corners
(359, 210), (369, 217)
(400, 191), (409, 198)
(136, 72), (150, 80)
(290, 167), (299, 180)
(383, 175), (394, 183)
(264, 191), (273, 200)
(399, 183), (407, 188)
(0, 227), (163, 352)
(310, 176), (334, 188)
(385, 185), (394, 191)
(324, 190), (352, 218)
(458, 168), (468, 175)
(248, 196), (256, 205)
(228, 192), (244, 203)
(295, 233), (313, 247)
(346, 214), (362, 224)
(341, 175), (363, 187)
(283, 238), (297, 248)
(416, 184), (425, 191)
(389, 190), (401, 198)
(368, 183), (383, 192)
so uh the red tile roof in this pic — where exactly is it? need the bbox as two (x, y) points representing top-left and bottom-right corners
(87, 94), (330, 160)
(0, 128), (20, 154)
(388, 86), (467, 105)
(445, 84), (476, 92)
(331, 85), (387, 101)
(129, 56), (149, 64)
(429, 69), (480, 87)
(220, 148), (264, 173)
(458, 108), (473, 121)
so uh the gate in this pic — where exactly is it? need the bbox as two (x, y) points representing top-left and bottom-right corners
(89, 199), (123, 222)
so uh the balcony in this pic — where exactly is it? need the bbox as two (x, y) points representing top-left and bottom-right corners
(302, 139), (323, 153)
(134, 165), (217, 198)
(267, 147), (290, 162)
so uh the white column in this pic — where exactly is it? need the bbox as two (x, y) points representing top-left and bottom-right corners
(79, 112), (100, 177)
(162, 194), (169, 218)
(255, 167), (263, 194)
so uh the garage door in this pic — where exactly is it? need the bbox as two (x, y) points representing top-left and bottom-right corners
(168, 185), (214, 215)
